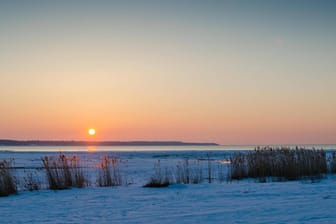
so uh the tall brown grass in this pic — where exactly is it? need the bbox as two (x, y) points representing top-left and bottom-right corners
(175, 159), (203, 184)
(41, 153), (87, 190)
(206, 152), (213, 183)
(144, 160), (171, 187)
(329, 152), (336, 173)
(217, 162), (227, 183)
(229, 147), (327, 182)
(229, 152), (248, 180)
(0, 159), (17, 197)
(23, 170), (41, 191)
(97, 155), (123, 187)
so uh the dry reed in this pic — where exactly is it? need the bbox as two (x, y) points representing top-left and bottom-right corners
(229, 147), (327, 182)
(143, 160), (171, 187)
(175, 159), (203, 184)
(41, 153), (87, 190)
(97, 155), (123, 187)
(0, 159), (17, 196)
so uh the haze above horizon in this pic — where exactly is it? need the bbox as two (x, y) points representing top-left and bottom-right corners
(1, 1), (335, 145)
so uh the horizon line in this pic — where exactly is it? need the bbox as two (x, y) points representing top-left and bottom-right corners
(0, 139), (219, 146)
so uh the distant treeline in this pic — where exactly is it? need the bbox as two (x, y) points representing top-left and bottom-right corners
(0, 140), (218, 147)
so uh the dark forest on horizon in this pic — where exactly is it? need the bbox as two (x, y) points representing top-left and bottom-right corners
(0, 140), (218, 147)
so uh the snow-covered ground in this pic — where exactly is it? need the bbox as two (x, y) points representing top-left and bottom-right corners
(1, 149), (336, 223)
(2, 179), (336, 223)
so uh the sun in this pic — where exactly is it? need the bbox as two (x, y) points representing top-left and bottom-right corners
(88, 128), (96, 136)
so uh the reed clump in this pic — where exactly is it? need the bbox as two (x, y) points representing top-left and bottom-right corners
(97, 155), (123, 187)
(229, 153), (248, 180)
(0, 159), (17, 197)
(23, 170), (41, 191)
(217, 162), (227, 183)
(41, 153), (87, 190)
(328, 152), (336, 173)
(144, 160), (171, 187)
(229, 147), (327, 182)
(175, 159), (203, 184)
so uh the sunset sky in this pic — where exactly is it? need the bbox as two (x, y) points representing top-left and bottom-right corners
(0, 1), (335, 145)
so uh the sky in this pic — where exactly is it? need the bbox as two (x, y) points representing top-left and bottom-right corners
(0, 0), (335, 145)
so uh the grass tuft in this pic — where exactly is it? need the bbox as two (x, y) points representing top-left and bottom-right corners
(0, 159), (17, 197)
(229, 147), (327, 182)
(41, 153), (88, 190)
(23, 170), (41, 191)
(144, 160), (171, 188)
(328, 152), (336, 173)
(97, 155), (123, 187)
(175, 159), (203, 184)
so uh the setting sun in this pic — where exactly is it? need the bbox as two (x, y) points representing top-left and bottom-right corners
(88, 128), (96, 136)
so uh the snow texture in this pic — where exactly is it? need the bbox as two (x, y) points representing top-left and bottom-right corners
(1, 149), (336, 224)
